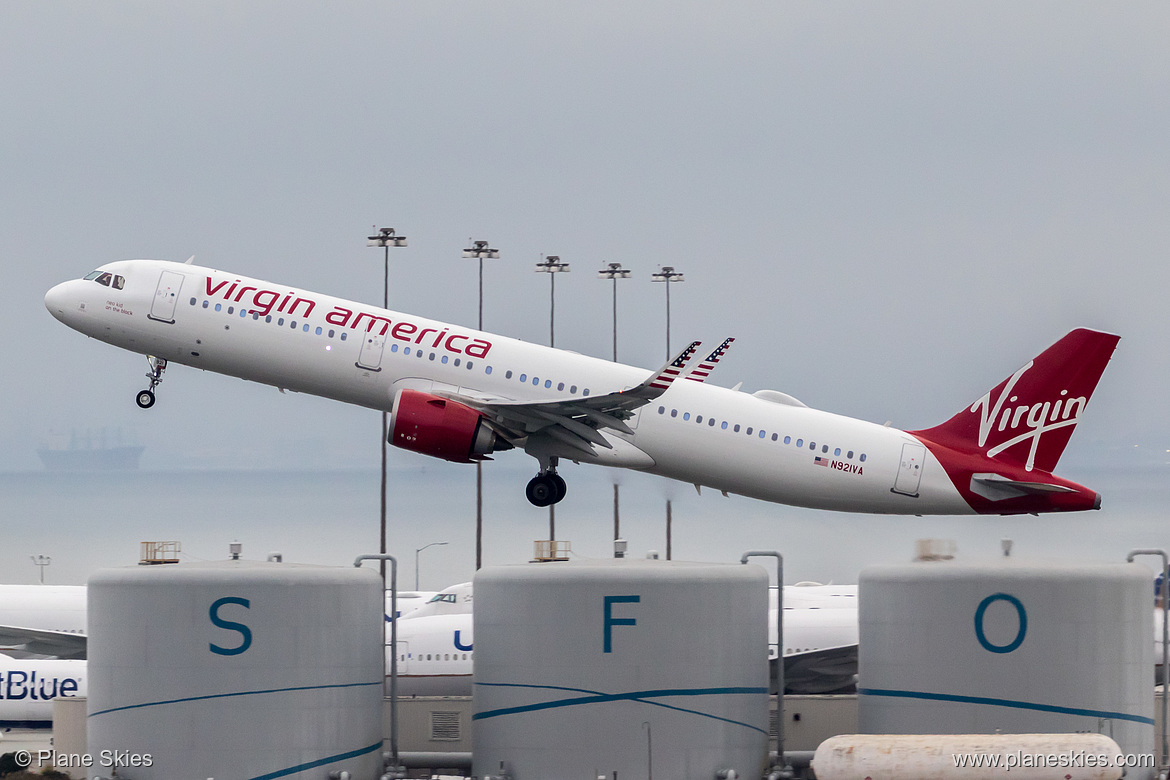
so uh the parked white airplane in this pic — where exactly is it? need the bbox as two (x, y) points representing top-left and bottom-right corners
(389, 582), (861, 696)
(386, 590), (436, 621)
(0, 654), (86, 729)
(46, 259), (1118, 513)
(0, 585), (87, 660)
(0, 587), (87, 730)
(398, 582), (473, 620)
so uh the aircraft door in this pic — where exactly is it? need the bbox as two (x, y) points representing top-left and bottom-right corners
(356, 328), (387, 371)
(892, 442), (926, 497)
(387, 640), (410, 691)
(148, 270), (185, 324)
(393, 645), (411, 673)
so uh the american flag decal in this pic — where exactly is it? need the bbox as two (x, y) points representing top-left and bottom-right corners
(814, 456), (829, 467)
(649, 341), (701, 390)
(686, 337), (736, 382)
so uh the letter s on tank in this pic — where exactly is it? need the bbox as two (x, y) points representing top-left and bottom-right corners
(209, 597), (252, 656)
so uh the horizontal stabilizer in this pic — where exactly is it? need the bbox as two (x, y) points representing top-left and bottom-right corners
(970, 472), (1077, 502)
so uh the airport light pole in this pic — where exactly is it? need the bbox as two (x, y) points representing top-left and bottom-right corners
(415, 541), (448, 591)
(367, 227), (408, 586)
(651, 265), (684, 361)
(536, 255), (570, 542)
(462, 240), (500, 570)
(652, 265), (684, 558)
(30, 555), (50, 585)
(597, 262), (631, 363)
(597, 262), (631, 554)
(535, 254), (570, 347)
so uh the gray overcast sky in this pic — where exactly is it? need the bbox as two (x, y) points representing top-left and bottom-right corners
(4, 1), (1169, 475)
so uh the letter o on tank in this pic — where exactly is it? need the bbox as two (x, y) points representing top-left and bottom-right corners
(974, 592), (1027, 653)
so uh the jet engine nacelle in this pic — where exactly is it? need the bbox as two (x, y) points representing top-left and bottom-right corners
(389, 389), (503, 463)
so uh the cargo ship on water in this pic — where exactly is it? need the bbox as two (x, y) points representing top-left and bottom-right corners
(37, 429), (144, 471)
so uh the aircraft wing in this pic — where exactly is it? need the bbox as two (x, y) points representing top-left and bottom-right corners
(449, 341), (701, 459)
(0, 625), (87, 660)
(771, 643), (858, 695)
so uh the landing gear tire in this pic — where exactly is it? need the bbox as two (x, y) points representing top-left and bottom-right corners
(526, 473), (567, 507)
(136, 355), (168, 410)
(526, 474), (556, 507)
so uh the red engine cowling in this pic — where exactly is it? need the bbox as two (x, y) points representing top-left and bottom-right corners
(389, 389), (502, 463)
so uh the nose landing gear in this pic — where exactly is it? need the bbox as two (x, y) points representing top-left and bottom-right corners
(526, 458), (567, 507)
(136, 356), (168, 409)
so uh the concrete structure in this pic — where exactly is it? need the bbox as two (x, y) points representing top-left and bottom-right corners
(87, 560), (383, 780)
(859, 558), (1154, 779)
(814, 733), (1128, 780)
(473, 558), (770, 779)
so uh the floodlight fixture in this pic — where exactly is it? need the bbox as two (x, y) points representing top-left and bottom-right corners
(366, 227), (408, 248)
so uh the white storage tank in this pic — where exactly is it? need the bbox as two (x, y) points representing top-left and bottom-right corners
(473, 559), (769, 780)
(87, 560), (383, 780)
(858, 557), (1154, 779)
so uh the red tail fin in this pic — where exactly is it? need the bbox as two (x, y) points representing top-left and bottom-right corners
(910, 328), (1119, 473)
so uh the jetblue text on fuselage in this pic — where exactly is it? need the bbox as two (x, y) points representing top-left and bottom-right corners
(0, 670), (80, 700)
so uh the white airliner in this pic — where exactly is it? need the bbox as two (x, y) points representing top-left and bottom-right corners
(0, 585), (87, 660)
(389, 582), (861, 696)
(0, 654), (86, 729)
(398, 582), (473, 620)
(46, 259), (1118, 513)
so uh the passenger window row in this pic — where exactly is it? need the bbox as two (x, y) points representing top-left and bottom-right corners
(400, 653), (472, 661)
(191, 296), (594, 397)
(655, 405), (867, 462)
(502, 368), (590, 397)
(191, 297), (349, 341)
(386, 344), (593, 396)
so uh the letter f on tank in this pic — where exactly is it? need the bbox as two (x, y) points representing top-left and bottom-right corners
(603, 595), (640, 653)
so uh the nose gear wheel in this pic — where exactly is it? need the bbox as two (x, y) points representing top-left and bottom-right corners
(136, 356), (168, 409)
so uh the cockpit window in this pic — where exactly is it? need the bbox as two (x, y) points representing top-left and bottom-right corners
(83, 270), (123, 288)
(427, 593), (457, 604)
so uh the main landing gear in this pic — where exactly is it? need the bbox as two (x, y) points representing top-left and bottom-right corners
(135, 356), (168, 409)
(526, 457), (567, 507)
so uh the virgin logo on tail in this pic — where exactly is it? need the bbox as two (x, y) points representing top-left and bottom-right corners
(910, 328), (1119, 476)
(972, 361), (1088, 472)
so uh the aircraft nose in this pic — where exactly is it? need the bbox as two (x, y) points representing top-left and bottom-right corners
(44, 281), (77, 324)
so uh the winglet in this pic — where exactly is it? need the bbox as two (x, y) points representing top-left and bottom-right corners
(646, 341), (702, 393)
(686, 337), (735, 382)
(184, 256), (195, 265)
